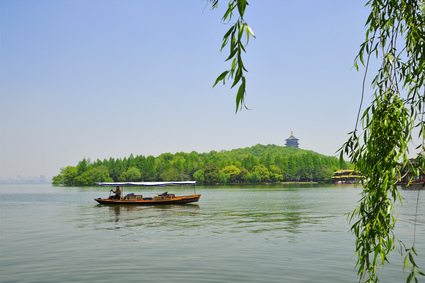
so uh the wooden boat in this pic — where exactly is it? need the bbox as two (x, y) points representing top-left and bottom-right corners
(94, 181), (200, 205)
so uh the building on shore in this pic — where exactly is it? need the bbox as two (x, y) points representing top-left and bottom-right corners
(399, 158), (425, 186)
(332, 170), (362, 184)
(285, 130), (299, 148)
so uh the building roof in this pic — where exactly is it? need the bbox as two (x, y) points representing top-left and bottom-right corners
(286, 130), (298, 140)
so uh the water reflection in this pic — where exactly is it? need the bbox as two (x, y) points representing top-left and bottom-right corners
(87, 204), (201, 231)
(110, 206), (121, 223)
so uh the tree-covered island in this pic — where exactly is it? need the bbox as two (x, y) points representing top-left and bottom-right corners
(52, 144), (350, 186)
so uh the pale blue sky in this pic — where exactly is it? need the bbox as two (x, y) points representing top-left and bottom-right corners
(1, 0), (375, 179)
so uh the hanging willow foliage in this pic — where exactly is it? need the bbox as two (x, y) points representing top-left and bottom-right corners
(210, 0), (424, 282)
(209, 0), (255, 113)
(341, 0), (424, 282)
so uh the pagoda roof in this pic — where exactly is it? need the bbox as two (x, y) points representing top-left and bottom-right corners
(286, 136), (298, 141)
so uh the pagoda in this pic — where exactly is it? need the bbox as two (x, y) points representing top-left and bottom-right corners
(285, 130), (299, 148)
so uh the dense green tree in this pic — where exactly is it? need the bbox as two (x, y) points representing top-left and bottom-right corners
(173, 157), (184, 172)
(204, 163), (219, 183)
(245, 171), (261, 183)
(92, 166), (113, 183)
(312, 155), (322, 171)
(63, 166), (78, 186)
(142, 155), (156, 181)
(127, 153), (136, 169)
(241, 154), (258, 171)
(160, 167), (180, 181)
(222, 165), (241, 182)
(110, 159), (124, 181)
(134, 155), (145, 171)
(118, 171), (127, 182)
(107, 157), (115, 176)
(189, 151), (202, 176)
(298, 167), (313, 182)
(178, 171), (190, 181)
(269, 165), (283, 182)
(52, 174), (64, 185)
(77, 158), (88, 175)
(237, 167), (248, 182)
(219, 159), (227, 169)
(260, 153), (272, 169)
(127, 167), (141, 181)
(218, 170), (228, 184)
(315, 168), (333, 182)
(286, 156), (298, 180)
(253, 164), (270, 182)
(193, 169), (205, 184)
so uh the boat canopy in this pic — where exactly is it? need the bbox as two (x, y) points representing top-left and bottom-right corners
(95, 181), (197, 186)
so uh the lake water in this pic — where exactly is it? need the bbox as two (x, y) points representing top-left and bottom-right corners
(1, 184), (424, 282)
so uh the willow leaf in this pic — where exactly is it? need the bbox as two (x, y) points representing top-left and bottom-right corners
(237, 0), (246, 18)
(235, 77), (246, 113)
(213, 70), (229, 87)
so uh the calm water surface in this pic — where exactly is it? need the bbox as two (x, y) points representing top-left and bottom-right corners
(1, 184), (424, 282)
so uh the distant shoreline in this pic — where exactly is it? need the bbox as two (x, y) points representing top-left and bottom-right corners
(51, 181), (325, 187)
(0, 181), (51, 185)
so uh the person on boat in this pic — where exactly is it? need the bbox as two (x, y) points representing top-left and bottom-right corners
(110, 186), (121, 199)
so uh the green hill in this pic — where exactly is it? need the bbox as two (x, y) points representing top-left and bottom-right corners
(53, 144), (350, 186)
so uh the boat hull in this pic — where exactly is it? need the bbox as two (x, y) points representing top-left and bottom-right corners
(94, 194), (201, 205)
